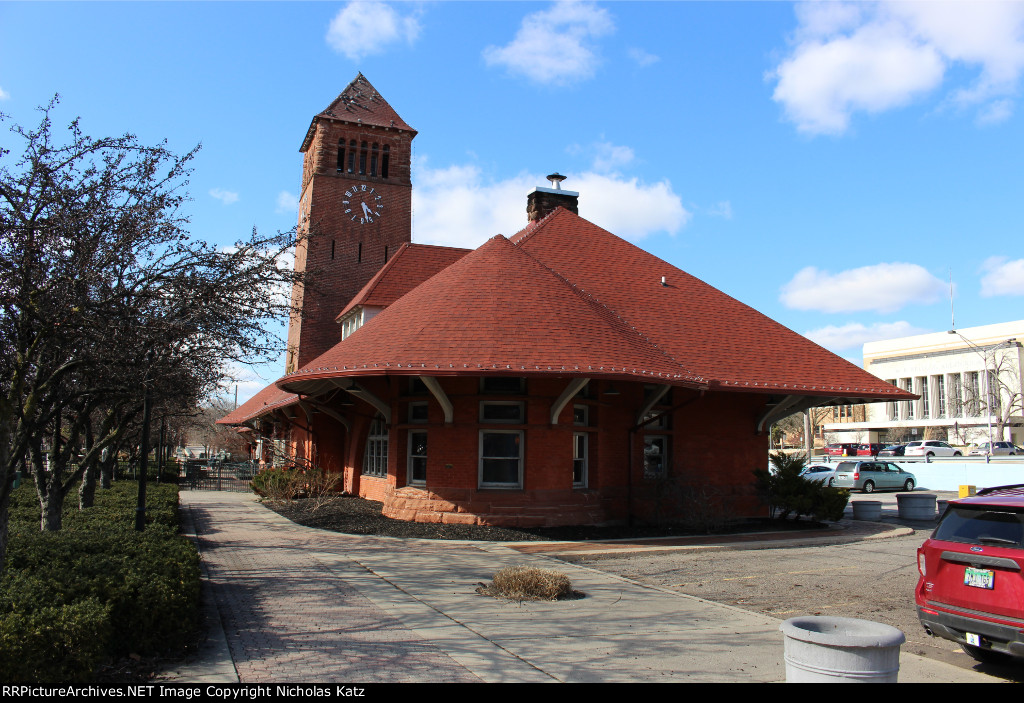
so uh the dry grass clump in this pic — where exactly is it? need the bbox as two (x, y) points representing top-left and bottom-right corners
(479, 565), (583, 601)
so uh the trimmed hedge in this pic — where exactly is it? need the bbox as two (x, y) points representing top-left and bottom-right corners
(0, 481), (200, 682)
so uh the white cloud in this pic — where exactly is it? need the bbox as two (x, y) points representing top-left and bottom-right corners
(276, 190), (298, 215)
(980, 256), (1024, 296)
(569, 139), (635, 172)
(780, 262), (947, 314)
(411, 160), (688, 248)
(627, 47), (659, 67)
(0, 86), (9, 100)
(482, 1), (614, 85)
(770, 1), (1024, 134)
(209, 188), (239, 205)
(802, 321), (931, 352)
(326, 1), (421, 61)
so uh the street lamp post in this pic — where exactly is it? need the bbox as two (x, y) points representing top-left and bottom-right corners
(947, 332), (1017, 451)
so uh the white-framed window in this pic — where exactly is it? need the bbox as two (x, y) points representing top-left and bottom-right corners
(407, 430), (427, 485)
(479, 430), (523, 488)
(919, 377), (930, 418)
(362, 414), (388, 477)
(573, 432), (588, 487)
(409, 401), (429, 424)
(480, 401), (524, 424)
(935, 376), (946, 419)
(643, 435), (668, 477)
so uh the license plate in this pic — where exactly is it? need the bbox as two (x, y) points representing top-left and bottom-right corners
(965, 567), (994, 589)
(966, 632), (982, 646)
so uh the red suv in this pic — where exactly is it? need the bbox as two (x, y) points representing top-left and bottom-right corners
(916, 485), (1024, 663)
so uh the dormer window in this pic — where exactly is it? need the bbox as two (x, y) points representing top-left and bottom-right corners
(341, 308), (363, 340)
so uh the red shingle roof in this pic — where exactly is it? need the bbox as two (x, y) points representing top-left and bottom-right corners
(216, 383), (297, 426)
(279, 207), (911, 402)
(336, 242), (471, 320)
(513, 209), (909, 398)
(300, 74), (415, 152)
(281, 234), (707, 393)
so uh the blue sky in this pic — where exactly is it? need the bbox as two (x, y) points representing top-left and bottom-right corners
(2, 1), (1023, 403)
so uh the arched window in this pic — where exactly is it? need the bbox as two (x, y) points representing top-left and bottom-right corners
(359, 141), (368, 175)
(336, 139), (345, 172)
(370, 143), (379, 176)
(381, 145), (390, 179)
(362, 414), (388, 477)
(348, 140), (356, 173)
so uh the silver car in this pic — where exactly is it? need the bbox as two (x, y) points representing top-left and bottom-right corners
(831, 461), (916, 493)
(799, 464), (838, 486)
(968, 441), (1019, 456)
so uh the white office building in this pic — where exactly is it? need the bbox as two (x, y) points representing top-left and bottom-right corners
(824, 320), (1024, 447)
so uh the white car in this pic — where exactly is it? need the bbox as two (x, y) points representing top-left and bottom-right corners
(968, 441), (1019, 456)
(903, 440), (962, 457)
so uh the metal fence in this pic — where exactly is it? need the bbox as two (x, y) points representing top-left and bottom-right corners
(178, 460), (256, 492)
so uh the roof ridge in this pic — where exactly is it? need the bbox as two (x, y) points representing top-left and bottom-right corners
(513, 239), (706, 387)
(508, 205), (566, 245)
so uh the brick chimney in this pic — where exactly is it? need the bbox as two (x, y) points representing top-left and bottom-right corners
(527, 173), (579, 222)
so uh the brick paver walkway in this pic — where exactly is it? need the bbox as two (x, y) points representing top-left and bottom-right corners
(183, 492), (482, 683)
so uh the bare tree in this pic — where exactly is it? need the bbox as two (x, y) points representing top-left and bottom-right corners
(0, 98), (309, 564)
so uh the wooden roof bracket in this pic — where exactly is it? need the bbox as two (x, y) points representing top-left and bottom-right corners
(635, 384), (671, 426)
(419, 376), (453, 424)
(333, 379), (391, 424)
(297, 398), (350, 432)
(550, 378), (591, 425)
(756, 395), (842, 434)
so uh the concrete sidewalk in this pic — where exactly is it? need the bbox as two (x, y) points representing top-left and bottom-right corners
(166, 491), (1001, 684)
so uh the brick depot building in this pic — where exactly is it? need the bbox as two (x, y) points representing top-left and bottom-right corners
(219, 75), (913, 527)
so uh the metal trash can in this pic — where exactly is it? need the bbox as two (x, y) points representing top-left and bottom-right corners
(897, 493), (936, 520)
(851, 500), (882, 520)
(780, 616), (906, 683)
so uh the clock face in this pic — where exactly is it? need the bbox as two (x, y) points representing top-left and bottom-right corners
(342, 185), (384, 225)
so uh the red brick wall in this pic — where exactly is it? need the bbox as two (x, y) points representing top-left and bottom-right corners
(287, 117), (415, 370)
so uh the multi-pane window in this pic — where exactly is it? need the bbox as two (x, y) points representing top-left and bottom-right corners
(967, 372), (981, 416)
(408, 430), (427, 485)
(887, 379), (898, 420)
(643, 436), (668, 477)
(935, 376), (946, 418)
(573, 433), (588, 487)
(409, 401), (428, 423)
(480, 401), (524, 423)
(362, 415), (388, 477)
(949, 374), (963, 416)
(479, 431), (522, 487)
(904, 379), (915, 419)
(919, 377), (930, 418)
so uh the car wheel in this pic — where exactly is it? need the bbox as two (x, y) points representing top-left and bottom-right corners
(863, 481), (875, 493)
(827, 478), (834, 487)
(926, 452), (935, 457)
(904, 479), (915, 491)
(954, 452), (962, 456)
(961, 643), (1010, 665)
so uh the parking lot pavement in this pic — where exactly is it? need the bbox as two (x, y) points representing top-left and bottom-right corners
(170, 491), (1002, 684)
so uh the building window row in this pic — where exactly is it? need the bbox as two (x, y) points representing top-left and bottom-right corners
(336, 139), (390, 178)
(887, 371), (999, 421)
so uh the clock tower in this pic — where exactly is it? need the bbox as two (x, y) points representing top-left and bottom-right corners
(287, 74), (416, 371)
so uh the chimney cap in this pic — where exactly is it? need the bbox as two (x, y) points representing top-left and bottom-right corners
(546, 172), (567, 190)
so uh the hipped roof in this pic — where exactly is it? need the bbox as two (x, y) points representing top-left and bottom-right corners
(279, 208), (912, 403)
(216, 383), (297, 426)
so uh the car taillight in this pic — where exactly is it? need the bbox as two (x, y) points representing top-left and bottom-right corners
(918, 552), (926, 577)
(853, 472), (860, 480)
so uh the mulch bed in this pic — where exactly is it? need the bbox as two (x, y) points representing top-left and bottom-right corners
(264, 494), (828, 542)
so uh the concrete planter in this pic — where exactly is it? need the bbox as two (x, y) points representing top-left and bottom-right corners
(851, 501), (882, 520)
(780, 616), (906, 683)
(897, 493), (936, 521)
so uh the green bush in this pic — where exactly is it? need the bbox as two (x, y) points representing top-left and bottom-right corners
(251, 466), (300, 500)
(754, 452), (850, 521)
(0, 480), (200, 681)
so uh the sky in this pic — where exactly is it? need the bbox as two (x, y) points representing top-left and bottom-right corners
(2, 1), (1023, 404)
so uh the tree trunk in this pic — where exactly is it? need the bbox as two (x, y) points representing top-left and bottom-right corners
(79, 459), (98, 509)
(100, 448), (115, 489)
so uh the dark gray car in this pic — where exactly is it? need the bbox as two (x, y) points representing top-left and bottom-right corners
(832, 461), (916, 493)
